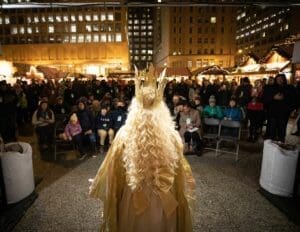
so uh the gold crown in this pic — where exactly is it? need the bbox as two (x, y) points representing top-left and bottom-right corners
(134, 64), (167, 108)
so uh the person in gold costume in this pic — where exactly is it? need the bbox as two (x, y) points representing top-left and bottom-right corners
(89, 65), (196, 232)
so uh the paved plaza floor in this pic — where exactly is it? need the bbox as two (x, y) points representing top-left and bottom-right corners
(11, 123), (300, 232)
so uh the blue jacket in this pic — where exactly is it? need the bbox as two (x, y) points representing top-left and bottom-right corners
(95, 114), (113, 130)
(223, 107), (242, 121)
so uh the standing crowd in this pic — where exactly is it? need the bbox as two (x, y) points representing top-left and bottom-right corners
(0, 73), (299, 158)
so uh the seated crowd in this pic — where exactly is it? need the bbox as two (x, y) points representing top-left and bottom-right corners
(0, 73), (299, 159)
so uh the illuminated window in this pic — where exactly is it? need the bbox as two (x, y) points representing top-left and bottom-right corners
(11, 27), (18, 35)
(93, 34), (99, 42)
(210, 17), (216, 24)
(27, 27), (32, 34)
(35, 26), (39, 33)
(70, 35), (76, 43)
(93, 14), (99, 21)
(86, 34), (92, 42)
(134, 19), (139, 24)
(78, 14), (83, 21)
(48, 25), (54, 33)
(71, 14), (76, 21)
(115, 33), (122, 42)
(93, 24), (99, 32)
(71, 24), (77, 33)
(56, 15), (61, 22)
(262, 32), (266, 37)
(134, 32), (139, 36)
(63, 35), (69, 43)
(107, 34), (113, 42)
(41, 16), (46, 22)
(101, 34), (107, 42)
(285, 24), (289, 30)
(134, 26), (139, 30)
(101, 13), (106, 21)
(20, 26), (25, 34)
(27, 17), (31, 23)
(148, 50), (153, 54)
(63, 15), (68, 22)
(141, 50), (146, 54)
(148, 31), (152, 36)
(5, 16), (10, 24)
(108, 13), (114, 21)
(86, 24), (92, 32)
(187, 61), (192, 68)
(128, 20), (132, 24)
(85, 15), (91, 21)
(48, 16), (53, 22)
(78, 34), (84, 43)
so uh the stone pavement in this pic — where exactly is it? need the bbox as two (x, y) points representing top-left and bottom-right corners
(11, 123), (300, 232)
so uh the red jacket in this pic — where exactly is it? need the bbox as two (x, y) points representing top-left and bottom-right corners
(247, 102), (264, 111)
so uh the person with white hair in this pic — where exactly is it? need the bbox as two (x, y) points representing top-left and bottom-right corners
(89, 65), (195, 232)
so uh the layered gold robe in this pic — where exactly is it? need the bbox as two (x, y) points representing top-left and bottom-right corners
(89, 128), (196, 232)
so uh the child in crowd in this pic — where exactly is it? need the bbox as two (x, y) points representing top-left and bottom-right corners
(60, 113), (86, 159)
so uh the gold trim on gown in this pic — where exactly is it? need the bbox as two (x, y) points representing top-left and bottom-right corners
(89, 128), (196, 232)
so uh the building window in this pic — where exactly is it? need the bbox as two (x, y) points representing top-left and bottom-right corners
(211, 38), (215, 44)
(101, 34), (107, 42)
(101, 13), (106, 21)
(86, 15), (91, 21)
(198, 27), (202, 33)
(93, 14), (99, 21)
(48, 16), (53, 22)
(285, 24), (289, 30)
(71, 24), (77, 33)
(78, 14), (83, 21)
(196, 59), (201, 67)
(35, 26), (39, 33)
(189, 38), (192, 44)
(78, 34), (84, 43)
(71, 14), (76, 21)
(187, 61), (192, 68)
(93, 24), (99, 32)
(115, 12), (121, 21)
(63, 15), (68, 22)
(197, 49), (201, 55)
(198, 38), (202, 43)
(107, 34), (113, 42)
(27, 27), (32, 34)
(204, 38), (208, 43)
(210, 49), (214, 54)
(63, 35), (69, 43)
(70, 35), (76, 43)
(5, 16), (10, 24)
(210, 17), (216, 24)
(11, 27), (18, 35)
(204, 49), (208, 54)
(108, 13), (114, 21)
(190, 16), (193, 23)
(189, 27), (192, 33)
(86, 34), (92, 42)
(221, 27), (224, 33)
(56, 15), (61, 22)
(220, 48), (223, 54)
(86, 24), (92, 32)
(48, 25), (54, 33)
(115, 33), (122, 42)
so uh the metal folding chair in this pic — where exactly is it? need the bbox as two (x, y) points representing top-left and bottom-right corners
(216, 120), (241, 162)
(202, 118), (221, 154)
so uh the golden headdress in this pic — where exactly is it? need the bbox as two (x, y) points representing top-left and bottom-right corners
(134, 64), (167, 108)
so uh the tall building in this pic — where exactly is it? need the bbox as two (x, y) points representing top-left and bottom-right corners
(0, 0), (130, 76)
(236, 6), (300, 63)
(128, 7), (154, 70)
(153, 5), (237, 71)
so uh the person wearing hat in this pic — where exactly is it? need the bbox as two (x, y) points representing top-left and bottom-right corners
(202, 95), (223, 119)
